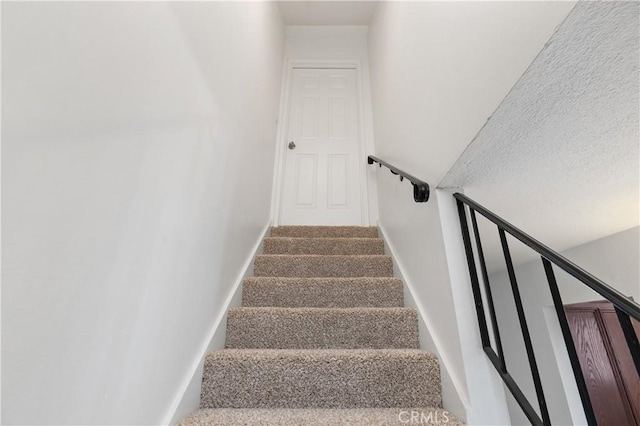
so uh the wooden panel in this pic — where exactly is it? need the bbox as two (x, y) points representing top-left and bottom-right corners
(601, 310), (640, 421)
(294, 155), (317, 208)
(566, 310), (633, 425)
(327, 155), (348, 208)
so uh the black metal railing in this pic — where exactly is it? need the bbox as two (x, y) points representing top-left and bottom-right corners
(367, 155), (430, 202)
(455, 192), (640, 426)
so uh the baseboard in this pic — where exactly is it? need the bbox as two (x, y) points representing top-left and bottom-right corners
(160, 221), (271, 425)
(377, 223), (471, 419)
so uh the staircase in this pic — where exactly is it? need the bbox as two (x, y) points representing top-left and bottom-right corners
(179, 226), (462, 425)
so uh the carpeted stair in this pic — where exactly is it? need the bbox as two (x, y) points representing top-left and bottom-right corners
(254, 254), (393, 278)
(179, 408), (462, 426)
(241, 277), (404, 308)
(225, 307), (419, 349)
(179, 226), (462, 425)
(263, 237), (384, 255)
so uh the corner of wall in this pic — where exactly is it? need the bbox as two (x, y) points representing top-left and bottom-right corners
(435, 187), (511, 425)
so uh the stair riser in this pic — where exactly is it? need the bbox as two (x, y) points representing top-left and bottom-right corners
(242, 278), (404, 308)
(270, 226), (379, 238)
(225, 308), (419, 349)
(263, 238), (384, 255)
(201, 351), (441, 409)
(254, 256), (393, 277)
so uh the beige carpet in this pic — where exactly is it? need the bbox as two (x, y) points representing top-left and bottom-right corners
(200, 349), (441, 409)
(179, 226), (464, 425)
(241, 277), (404, 308)
(225, 307), (419, 349)
(269, 226), (379, 238)
(254, 254), (393, 278)
(263, 237), (385, 255)
(180, 408), (464, 425)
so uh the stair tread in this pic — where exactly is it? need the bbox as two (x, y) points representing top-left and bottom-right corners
(265, 237), (383, 240)
(257, 254), (391, 257)
(207, 348), (435, 359)
(225, 307), (419, 349)
(179, 408), (464, 425)
(243, 276), (402, 283)
(230, 306), (415, 312)
(270, 226), (379, 238)
(263, 237), (385, 255)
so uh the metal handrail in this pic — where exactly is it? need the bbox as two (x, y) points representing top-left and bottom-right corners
(454, 192), (640, 426)
(367, 155), (430, 202)
(455, 193), (640, 321)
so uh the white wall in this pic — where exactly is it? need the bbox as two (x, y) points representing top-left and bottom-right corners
(377, 196), (470, 420)
(367, 0), (575, 186)
(373, 164), (472, 417)
(284, 25), (369, 60)
(1, 2), (284, 425)
(367, 2), (574, 423)
(490, 227), (640, 425)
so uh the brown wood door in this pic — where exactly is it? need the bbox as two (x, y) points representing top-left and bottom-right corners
(565, 300), (640, 425)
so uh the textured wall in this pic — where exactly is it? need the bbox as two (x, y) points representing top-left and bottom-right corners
(441, 1), (640, 272)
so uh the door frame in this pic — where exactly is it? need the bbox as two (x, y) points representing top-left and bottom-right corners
(270, 59), (371, 226)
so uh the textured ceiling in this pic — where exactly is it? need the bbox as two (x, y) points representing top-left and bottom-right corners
(277, 1), (378, 25)
(439, 1), (639, 272)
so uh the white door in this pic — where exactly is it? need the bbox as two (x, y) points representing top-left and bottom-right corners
(279, 68), (363, 225)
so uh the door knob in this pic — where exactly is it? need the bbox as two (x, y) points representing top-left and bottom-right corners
(288, 141), (296, 150)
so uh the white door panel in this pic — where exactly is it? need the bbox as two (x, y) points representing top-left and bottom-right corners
(280, 68), (362, 225)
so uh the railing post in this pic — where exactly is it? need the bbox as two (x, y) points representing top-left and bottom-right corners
(470, 209), (507, 373)
(456, 201), (491, 349)
(614, 307), (640, 377)
(542, 258), (597, 426)
(499, 229), (551, 426)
